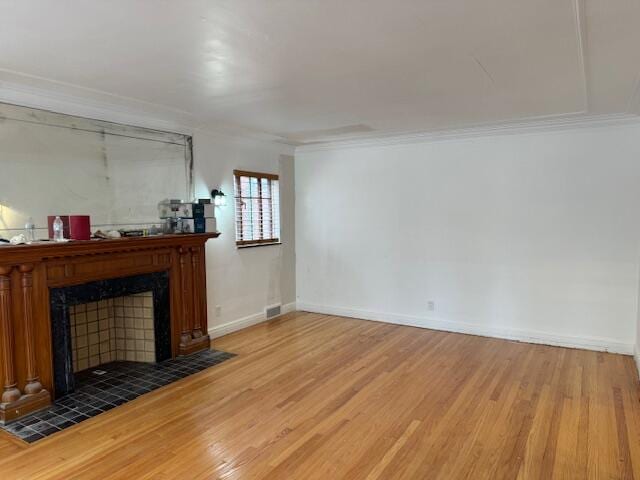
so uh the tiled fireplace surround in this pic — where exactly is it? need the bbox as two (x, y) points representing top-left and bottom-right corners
(69, 292), (156, 372)
(50, 271), (172, 398)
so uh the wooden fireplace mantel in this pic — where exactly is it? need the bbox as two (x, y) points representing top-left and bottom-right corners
(0, 233), (219, 422)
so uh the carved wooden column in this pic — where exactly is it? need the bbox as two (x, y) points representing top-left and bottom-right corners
(0, 266), (21, 404)
(178, 247), (193, 350)
(19, 264), (43, 395)
(177, 245), (210, 356)
(190, 247), (203, 339)
(1, 264), (49, 424)
(199, 246), (208, 338)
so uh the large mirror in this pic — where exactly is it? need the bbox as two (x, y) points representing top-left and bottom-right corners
(0, 102), (192, 240)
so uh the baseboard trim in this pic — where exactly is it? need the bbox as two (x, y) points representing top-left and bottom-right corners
(281, 301), (297, 315)
(297, 302), (634, 355)
(635, 346), (640, 380)
(208, 302), (296, 339)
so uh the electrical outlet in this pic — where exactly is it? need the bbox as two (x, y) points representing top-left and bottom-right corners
(215, 305), (222, 317)
(427, 301), (435, 312)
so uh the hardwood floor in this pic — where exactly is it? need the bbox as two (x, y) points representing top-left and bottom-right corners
(1, 311), (639, 479)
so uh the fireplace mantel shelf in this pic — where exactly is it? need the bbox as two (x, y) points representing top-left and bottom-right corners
(0, 233), (220, 263)
(0, 232), (219, 423)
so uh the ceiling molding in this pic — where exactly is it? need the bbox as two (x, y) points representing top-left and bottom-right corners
(3, 78), (637, 158)
(0, 78), (197, 135)
(295, 113), (640, 153)
(0, 67), (194, 115)
(0, 78), (296, 153)
(191, 125), (296, 155)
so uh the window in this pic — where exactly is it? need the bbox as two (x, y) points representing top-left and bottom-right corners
(234, 170), (280, 247)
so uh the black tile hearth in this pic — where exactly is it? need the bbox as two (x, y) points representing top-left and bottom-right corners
(1, 349), (235, 443)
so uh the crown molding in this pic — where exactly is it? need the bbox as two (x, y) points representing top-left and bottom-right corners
(192, 125), (297, 155)
(0, 78), (296, 153)
(295, 113), (640, 153)
(3, 71), (638, 158)
(0, 77), (197, 135)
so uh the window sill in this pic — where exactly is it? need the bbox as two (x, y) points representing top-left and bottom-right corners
(236, 242), (282, 249)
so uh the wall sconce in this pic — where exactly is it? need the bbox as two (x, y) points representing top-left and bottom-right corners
(211, 189), (227, 207)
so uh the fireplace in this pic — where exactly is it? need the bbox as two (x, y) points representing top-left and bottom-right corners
(0, 233), (218, 423)
(50, 272), (171, 398)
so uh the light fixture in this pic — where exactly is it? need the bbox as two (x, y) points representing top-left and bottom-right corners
(211, 189), (227, 207)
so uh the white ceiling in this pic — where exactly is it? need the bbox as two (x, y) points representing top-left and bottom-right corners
(0, 0), (639, 145)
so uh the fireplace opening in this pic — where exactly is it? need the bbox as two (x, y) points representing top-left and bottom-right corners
(50, 272), (171, 398)
(69, 292), (157, 372)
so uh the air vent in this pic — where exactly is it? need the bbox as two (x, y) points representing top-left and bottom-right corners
(265, 304), (282, 319)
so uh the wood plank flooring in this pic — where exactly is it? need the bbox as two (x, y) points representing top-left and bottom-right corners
(0, 311), (639, 479)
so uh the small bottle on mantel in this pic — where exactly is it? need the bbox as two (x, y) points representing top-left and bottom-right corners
(24, 217), (36, 244)
(52, 216), (64, 242)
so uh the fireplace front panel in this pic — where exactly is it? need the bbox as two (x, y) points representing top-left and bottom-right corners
(0, 233), (216, 423)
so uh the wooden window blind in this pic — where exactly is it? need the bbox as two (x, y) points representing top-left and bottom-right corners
(234, 170), (280, 246)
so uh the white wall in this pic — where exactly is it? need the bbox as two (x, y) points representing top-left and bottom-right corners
(296, 123), (640, 354)
(192, 133), (296, 337)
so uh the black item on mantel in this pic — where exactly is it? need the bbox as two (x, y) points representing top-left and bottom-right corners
(120, 229), (145, 237)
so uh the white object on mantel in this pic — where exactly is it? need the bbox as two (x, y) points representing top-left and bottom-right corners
(106, 230), (121, 239)
(9, 234), (27, 245)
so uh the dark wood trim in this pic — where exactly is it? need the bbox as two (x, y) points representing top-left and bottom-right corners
(234, 174), (244, 243)
(233, 169), (279, 181)
(190, 246), (204, 339)
(0, 390), (50, 424)
(19, 264), (44, 396)
(198, 246), (207, 339)
(178, 247), (192, 350)
(234, 171), (280, 245)
(177, 335), (210, 355)
(0, 234), (218, 264)
(0, 267), (20, 405)
(237, 242), (282, 250)
(236, 238), (280, 247)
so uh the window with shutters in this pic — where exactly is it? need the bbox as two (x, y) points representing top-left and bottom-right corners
(233, 170), (280, 247)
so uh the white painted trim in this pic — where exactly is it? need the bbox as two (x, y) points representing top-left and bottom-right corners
(297, 302), (634, 355)
(295, 113), (640, 153)
(0, 78), (196, 135)
(208, 312), (264, 339)
(0, 77), (297, 152)
(281, 301), (297, 315)
(4, 73), (639, 154)
(635, 345), (640, 381)
(208, 302), (296, 339)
